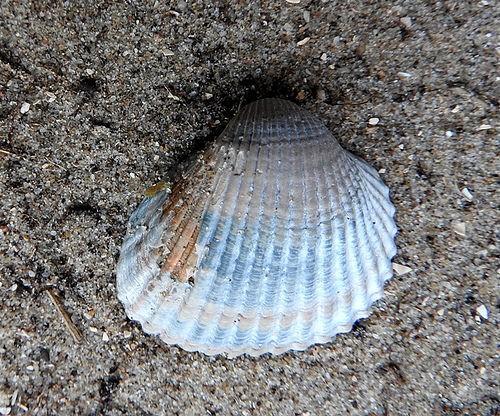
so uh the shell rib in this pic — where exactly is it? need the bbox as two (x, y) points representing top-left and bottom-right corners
(117, 98), (397, 357)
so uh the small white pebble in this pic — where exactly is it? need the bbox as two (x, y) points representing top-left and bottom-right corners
(328, 64), (335, 70)
(378, 168), (386, 174)
(89, 326), (98, 333)
(27, 270), (36, 278)
(437, 309), (445, 316)
(477, 124), (493, 131)
(297, 37), (310, 46)
(163, 49), (175, 56)
(129, 172), (136, 179)
(303, 10), (310, 23)
(398, 144), (405, 150)
(45, 92), (56, 103)
(397, 71), (413, 78)
(480, 367), (486, 375)
(26, 365), (34, 371)
(392, 263), (413, 276)
(85, 68), (95, 76)
(452, 221), (466, 236)
(400, 17), (412, 28)
(102, 332), (110, 342)
(123, 331), (132, 338)
(461, 187), (473, 201)
(0, 406), (11, 415)
(286, 0), (301, 3)
(368, 117), (379, 126)
(20, 102), (30, 114)
(451, 105), (460, 113)
(10, 284), (17, 292)
(445, 130), (455, 138)
(320, 53), (327, 61)
(476, 304), (488, 320)
(204, 92), (213, 99)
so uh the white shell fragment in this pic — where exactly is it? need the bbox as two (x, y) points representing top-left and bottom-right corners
(117, 98), (398, 357)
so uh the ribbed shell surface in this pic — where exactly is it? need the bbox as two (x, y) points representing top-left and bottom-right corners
(117, 98), (397, 357)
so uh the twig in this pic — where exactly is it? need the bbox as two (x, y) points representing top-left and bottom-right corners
(46, 289), (84, 343)
(0, 148), (16, 156)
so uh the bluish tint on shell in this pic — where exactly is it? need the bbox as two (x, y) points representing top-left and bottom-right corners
(117, 98), (397, 357)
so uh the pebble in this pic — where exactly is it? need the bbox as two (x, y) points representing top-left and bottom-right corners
(320, 53), (327, 61)
(368, 117), (379, 126)
(477, 124), (492, 131)
(20, 102), (30, 114)
(102, 332), (110, 342)
(400, 17), (412, 28)
(0, 407), (10, 415)
(476, 305), (488, 320)
(461, 187), (473, 201)
(297, 37), (310, 46)
(378, 168), (386, 174)
(398, 144), (405, 150)
(45, 92), (56, 102)
(445, 130), (455, 138)
(286, 0), (301, 3)
(397, 71), (413, 78)
(392, 263), (413, 276)
(85, 68), (95, 76)
(163, 49), (175, 56)
(303, 10), (310, 23)
(27, 270), (35, 278)
(452, 221), (466, 236)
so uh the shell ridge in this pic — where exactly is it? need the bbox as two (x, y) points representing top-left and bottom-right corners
(348, 156), (397, 258)
(343, 155), (395, 281)
(178, 99), (260, 344)
(204, 101), (270, 347)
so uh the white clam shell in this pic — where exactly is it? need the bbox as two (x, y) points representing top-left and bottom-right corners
(117, 98), (397, 357)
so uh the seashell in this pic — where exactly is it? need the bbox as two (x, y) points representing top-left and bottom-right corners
(117, 98), (397, 357)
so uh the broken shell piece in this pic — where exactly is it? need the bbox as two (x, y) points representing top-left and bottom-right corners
(117, 98), (398, 357)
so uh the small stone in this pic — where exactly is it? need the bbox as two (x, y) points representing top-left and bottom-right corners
(20, 102), (30, 114)
(477, 124), (492, 131)
(10, 284), (17, 292)
(129, 172), (136, 179)
(445, 130), (455, 138)
(286, 0), (301, 3)
(368, 117), (379, 126)
(461, 187), (473, 201)
(437, 309), (445, 316)
(0, 407), (11, 415)
(378, 168), (386, 174)
(452, 221), (466, 236)
(480, 367), (486, 375)
(123, 331), (132, 338)
(398, 144), (405, 150)
(476, 304), (488, 320)
(303, 10), (310, 23)
(89, 326), (98, 333)
(316, 89), (326, 101)
(27, 270), (36, 278)
(451, 105), (460, 113)
(163, 49), (175, 56)
(45, 92), (56, 102)
(320, 53), (327, 61)
(204, 92), (213, 100)
(392, 263), (412, 276)
(85, 68), (95, 76)
(397, 71), (413, 78)
(102, 332), (110, 342)
(26, 365), (34, 371)
(297, 37), (310, 46)
(400, 17), (412, 28)
(296, 90), (306, 101)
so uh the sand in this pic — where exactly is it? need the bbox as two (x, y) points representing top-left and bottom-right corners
(0, 1), (498, 415)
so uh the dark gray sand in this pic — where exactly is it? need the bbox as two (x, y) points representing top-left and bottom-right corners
(1, 1), (498, 415)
